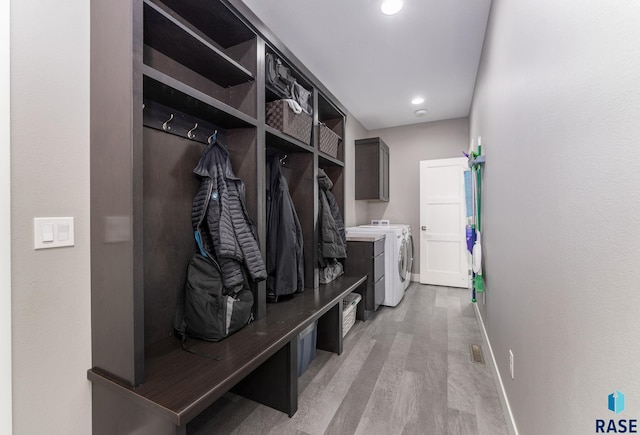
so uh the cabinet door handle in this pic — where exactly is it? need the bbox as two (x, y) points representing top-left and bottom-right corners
(421, 226), (429, 231)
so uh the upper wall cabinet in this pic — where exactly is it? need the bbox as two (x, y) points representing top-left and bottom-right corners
(355, 137), (389, 201)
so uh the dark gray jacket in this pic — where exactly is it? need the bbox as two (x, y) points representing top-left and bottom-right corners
(192, 140), (266, 288)
(266, 155), (304, 299)
(318, 168), (346, 266)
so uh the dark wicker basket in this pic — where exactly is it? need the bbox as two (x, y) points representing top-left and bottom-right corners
(266, 100), (312, 145)
(317, 123), (341, 158)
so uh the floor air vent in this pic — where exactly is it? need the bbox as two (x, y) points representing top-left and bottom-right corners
(470, 344), (485, 364)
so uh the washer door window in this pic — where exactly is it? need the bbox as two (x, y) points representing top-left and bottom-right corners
(398, 238), (408, 282)
(398, 235), (414, 282)
(405, 235), (414, 279)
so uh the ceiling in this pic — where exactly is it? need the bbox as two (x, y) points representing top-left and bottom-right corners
(240, 0), (493, 130)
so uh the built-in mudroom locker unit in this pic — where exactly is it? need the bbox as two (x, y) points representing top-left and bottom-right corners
(88, 0), (364, 433)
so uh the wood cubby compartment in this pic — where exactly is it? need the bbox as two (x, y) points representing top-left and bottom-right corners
(266, 145), (315, 292)
(143, 126), (259, 348)
(318, 161), (345, 217)
(144, 0), (257, 118)
(264, 46), (314, 105)
(317, 92), (344, 163)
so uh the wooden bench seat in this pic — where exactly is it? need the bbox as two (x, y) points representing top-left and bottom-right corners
(88, 274), (366, 434)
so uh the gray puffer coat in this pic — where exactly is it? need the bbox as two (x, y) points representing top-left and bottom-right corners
(318, 168), (346, 266)
(192, 140), (267, 288)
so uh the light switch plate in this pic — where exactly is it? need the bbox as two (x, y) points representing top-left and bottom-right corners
(34, 217), (75, 250)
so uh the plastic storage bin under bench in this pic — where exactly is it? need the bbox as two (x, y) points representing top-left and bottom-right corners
(297, 320), (317, 377)
(342, 292), (361, 337)
(266, 99), (312, 145)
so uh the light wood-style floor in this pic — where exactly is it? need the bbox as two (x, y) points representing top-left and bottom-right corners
(189, 283), (510, 435)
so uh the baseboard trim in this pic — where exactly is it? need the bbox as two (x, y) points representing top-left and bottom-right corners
(473, 303), (519, 435)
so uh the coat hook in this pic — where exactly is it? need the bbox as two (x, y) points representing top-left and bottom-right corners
(187, 123), (198, 139)
(162, 114), (174, 131)
(280, 154), (288, 165)
(207, 129), (218, 144)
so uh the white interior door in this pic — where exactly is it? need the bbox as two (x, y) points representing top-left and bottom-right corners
(419, 158), (468, 287)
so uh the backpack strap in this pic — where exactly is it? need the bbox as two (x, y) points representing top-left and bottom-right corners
(181, 337), (223, 361)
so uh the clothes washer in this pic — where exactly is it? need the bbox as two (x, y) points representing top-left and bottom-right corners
(345, 224), (412, 306)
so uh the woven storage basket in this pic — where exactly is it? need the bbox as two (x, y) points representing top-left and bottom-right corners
(317, 123), (341, 158)
(342, 292), (361, 337)
(266, 100), (312, 145)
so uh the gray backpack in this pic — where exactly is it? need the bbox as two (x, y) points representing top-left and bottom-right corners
(174, 253), (253, 343)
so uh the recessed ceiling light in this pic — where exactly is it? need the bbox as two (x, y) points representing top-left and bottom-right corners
(415, 109), (429, 117)
(411, 97), (424, 105)
(381, 0), (403, 15)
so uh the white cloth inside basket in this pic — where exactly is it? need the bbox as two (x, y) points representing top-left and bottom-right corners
(283, 98), (303, 114)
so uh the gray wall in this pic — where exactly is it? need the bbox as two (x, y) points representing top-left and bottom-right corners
(1, 0), (11, 431)
(344, 113), (370, 227)
(11, 1), (92, 434)
(470, 0), (640, 433)
(366, 118), (469, 275)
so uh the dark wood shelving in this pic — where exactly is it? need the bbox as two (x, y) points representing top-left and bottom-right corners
(265, 84), (285, 103)
(144, 0), (254, 88)
(318, 152), (345, 167)
(143, 66), (257, 129)
(265, 46), (314, 91)
(317, 92), (345, 163)
(160, 0), (254, 49)
(142, 99), (226, 144)
(91, 0), (351, 432)
(265, 125), (314, 154)
(317, 93), (344, 123)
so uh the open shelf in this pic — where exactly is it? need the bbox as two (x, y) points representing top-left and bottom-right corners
(318, 92), (344, 125)
(144, 0), (254, 88)
(318, 152), (345, 168)
(264, 46), (314, 94)
(143, 66), (257, 129)
(160, 0), (255, 49)
(265, 125), (314, 154)
(317, 92), (345, 163)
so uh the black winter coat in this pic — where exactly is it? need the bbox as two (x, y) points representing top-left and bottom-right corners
(318, 168), (346, 266)
(192, 140), (267, 289)
(266, 155), (304, 299)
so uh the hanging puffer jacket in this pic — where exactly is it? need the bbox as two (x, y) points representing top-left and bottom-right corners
(192, 140), (267, 289)
(318, 168), (346, 267)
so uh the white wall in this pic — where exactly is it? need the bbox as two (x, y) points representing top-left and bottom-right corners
(366, 118), (469, 274)
(1, 0), (12, 432)
(471, 1), (640, 433)
(11, 1), (92, 434)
